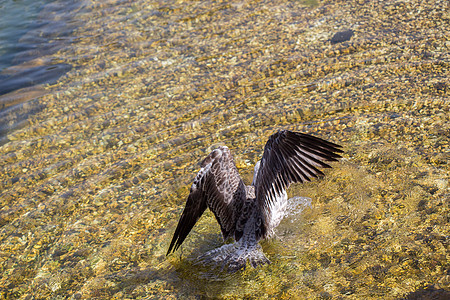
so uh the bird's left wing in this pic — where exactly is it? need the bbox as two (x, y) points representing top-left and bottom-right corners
(167, 146), (245, 255)
(254, 130), (343, 238)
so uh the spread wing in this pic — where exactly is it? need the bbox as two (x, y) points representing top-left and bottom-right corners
(167, 146), (245, 255)
(254, 130), (343, 237)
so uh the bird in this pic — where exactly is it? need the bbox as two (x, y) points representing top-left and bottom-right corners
(167, 130), (343, 272)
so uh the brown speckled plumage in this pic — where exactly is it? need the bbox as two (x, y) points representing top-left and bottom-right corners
(167, 130), (343, 271)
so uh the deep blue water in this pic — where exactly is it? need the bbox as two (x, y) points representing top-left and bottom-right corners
(0, 0), (80, 97)
(0, 0), (50, 71)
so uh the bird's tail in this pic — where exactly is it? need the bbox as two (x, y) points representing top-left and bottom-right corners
(196, 241), (270, 273)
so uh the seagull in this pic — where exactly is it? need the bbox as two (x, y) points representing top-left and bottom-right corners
(167, 130), (343, 272)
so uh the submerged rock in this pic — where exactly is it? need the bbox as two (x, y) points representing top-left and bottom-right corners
(330, 29), (354, 44)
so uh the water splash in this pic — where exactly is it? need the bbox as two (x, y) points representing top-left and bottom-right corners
(284, 196), (312, 222)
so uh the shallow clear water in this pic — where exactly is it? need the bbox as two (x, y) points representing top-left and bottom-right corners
(0, 0), (448, 299)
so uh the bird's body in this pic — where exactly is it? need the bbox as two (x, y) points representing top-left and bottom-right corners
(167, 130), (342, 272)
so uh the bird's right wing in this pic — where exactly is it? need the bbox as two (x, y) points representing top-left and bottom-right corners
(167, 146), (245, 255)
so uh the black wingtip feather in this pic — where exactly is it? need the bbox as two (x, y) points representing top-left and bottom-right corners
(167, 190), (208, 256)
